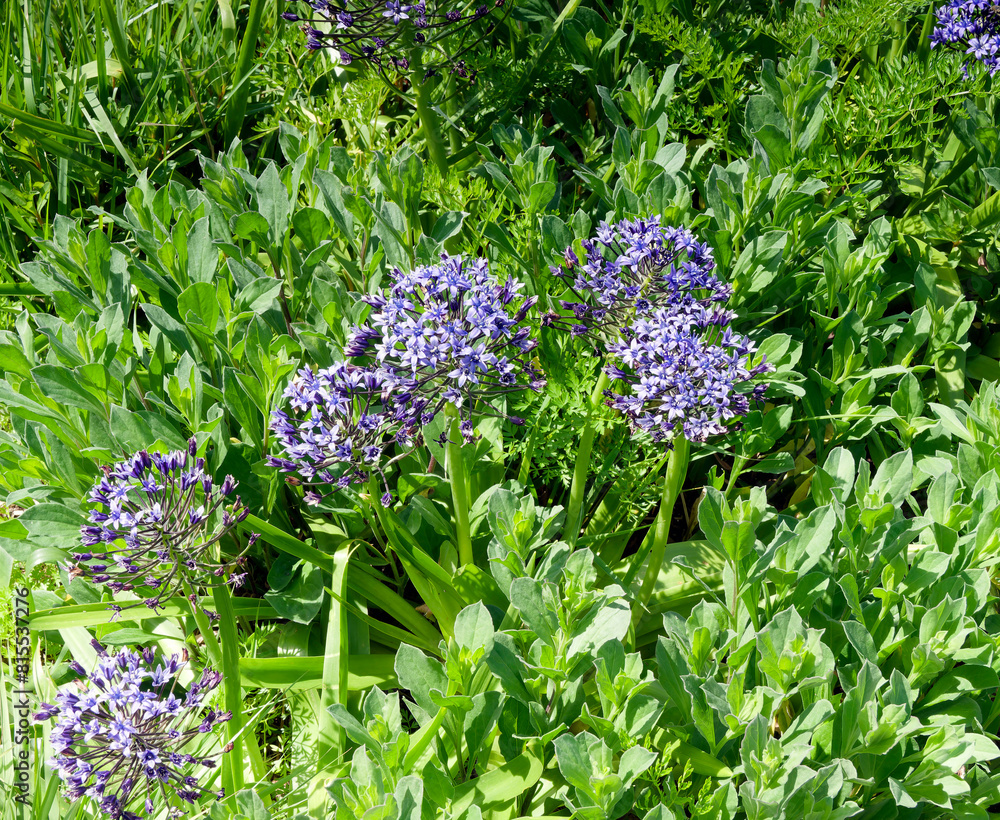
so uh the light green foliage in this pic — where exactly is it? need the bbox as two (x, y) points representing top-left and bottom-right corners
(6, 0), (1000, 818)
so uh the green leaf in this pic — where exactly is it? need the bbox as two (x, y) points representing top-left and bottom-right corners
(255, 163), (290, 242)
(108, 404), (154, 451)
(454, 602), (495, 654)
(100, 628), (175, 645)
(230, 212), (271, 242)
(430, 211), (467, 243)
(238, 654), (396, 690)
(870, 449), (913, 506)
(32, 365), (107, 414)
(292, 207), (331, 250)
(395, 643), (448, 716)
(178, 282), (221, 335)
(263, 561), (324, 625)
(509, 577), (559, 646)
(450, 739), (544, 814)
(0, 344), (32, 378)
(553, 733), (594, 792)
(922, 665), (999, 708)
(20, 503), (87, 549)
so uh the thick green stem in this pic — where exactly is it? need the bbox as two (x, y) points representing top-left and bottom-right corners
(445, 404), (473, 567)
(565, 370), (611, 547)
(412, 63), (449, 176)
(212, 582), (247, 794)
(636, 436), (691, 611)
(183, 581), (222, 668)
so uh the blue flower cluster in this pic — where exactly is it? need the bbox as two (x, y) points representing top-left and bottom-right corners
(281, 0), (508, 79)
(268, 363), (399, 505)
(544, 215), (726, 345)
(606, 308), (770, 443)
(73, 440), (250, 618)
(931, 0), (1000, 74)
(34, 641), (231, 819)
(270, 254), (543, 503)
(545, 216), (770, 445)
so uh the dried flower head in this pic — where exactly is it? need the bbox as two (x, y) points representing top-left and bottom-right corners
(74, 440), (250, 618)
(345, 253), (544, 442)
(34, 641), (231, 819)
(931, 0), (1000, 75)
(282, 0), (510, 79)
(268, 362), (402, 505)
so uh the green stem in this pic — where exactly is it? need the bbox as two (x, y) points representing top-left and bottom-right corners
(565, 370), (611, 547)
(445, 404), (473, 566)
(636, 436), (691, 612)
(412, 60), (449, 176)
(212, 582), (247, 795)
(183, 581), (222, 668)
(224, 0), (266, 143)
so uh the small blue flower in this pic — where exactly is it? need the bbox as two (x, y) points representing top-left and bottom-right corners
(383, 0), (411, 22)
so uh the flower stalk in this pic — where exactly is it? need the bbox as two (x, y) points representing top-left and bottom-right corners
(445, 403), (474, 566)
(636, 435), (690, 613)
(564, 369), (611, 547)
(412, 57), (450, 175)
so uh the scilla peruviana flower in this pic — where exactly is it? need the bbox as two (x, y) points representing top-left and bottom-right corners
(268, 362), (403, 506)
(344, 252), (545, 444)
(930, 0), (1000, 75)
(34, 640), (232, 819)
(542, 214), (725, 346)
(73, 439), (252, 619)
(281, 0), (510, 80)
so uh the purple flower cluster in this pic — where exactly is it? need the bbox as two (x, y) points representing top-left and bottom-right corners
(606, 309), (770, 443)
(347, 254), (544, 433)
(281, 0), (509, 79)
(34, 641), (231, 819)
(543, 215), (725, 344)
(73, 440), (250, 618)
(545, 216), (770, 445)
(270, 254), (543, 502)
(268, 363), (400, 505)
(930, 0), (1000, 75)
